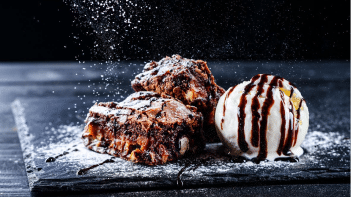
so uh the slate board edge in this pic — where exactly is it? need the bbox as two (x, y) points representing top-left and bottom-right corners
(28, 171), (351, 193)
(11, 99), (40, 191)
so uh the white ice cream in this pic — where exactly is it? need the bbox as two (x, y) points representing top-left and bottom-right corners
(215, 74), (309, 161)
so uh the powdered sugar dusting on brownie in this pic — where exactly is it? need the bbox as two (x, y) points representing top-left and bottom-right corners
(131, 54), (225, 142)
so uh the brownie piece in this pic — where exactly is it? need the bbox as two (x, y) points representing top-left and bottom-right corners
(131, 55), (225, 142)
(82, 91), (205, 165)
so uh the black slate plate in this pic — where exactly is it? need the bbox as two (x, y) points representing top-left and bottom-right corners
(12, 95), (350, 193)
(10, 60), (351, 193)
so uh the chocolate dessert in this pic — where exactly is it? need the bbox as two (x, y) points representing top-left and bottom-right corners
(131, 55), (225, 142)
(82, 91), (205, 165)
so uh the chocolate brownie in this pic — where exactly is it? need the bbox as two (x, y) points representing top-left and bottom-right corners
(82, 91), (205, 165)
(131, 55), (225, 142)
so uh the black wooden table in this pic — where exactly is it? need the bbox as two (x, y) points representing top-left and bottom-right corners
(0, 61), (349, 196)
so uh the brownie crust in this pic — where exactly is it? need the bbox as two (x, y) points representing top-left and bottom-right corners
(131, 55), (225, 142)
(82, 91), (205, 165)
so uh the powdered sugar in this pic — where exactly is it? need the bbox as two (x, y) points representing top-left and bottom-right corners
(301, 130), (349, 151)
(34, 123), (350, 177)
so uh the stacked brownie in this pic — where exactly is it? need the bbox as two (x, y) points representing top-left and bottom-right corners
(82, 55), (224, 165)
(132, 55), (225, 142)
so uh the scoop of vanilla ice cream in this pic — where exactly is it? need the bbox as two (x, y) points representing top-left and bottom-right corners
(215, 74), (309, 161)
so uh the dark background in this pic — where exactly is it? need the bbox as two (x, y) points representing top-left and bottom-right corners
(0, 0), (349, 61)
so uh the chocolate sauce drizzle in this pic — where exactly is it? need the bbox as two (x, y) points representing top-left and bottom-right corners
(277, 91), (286, 156)
(44, 144), (116, 175)
(250, 75), (268, 147)
(176, 163), (191, 187)
(256, 76), (278, 161)
(176, 156), (213, 187)
(45, 147), (79, 162)
(220, 86), (235, 130)
(293, 99), (304, 146)
(289, 86), (294, 98)
(77, 158), (115, 175)
(223, 74), (305, 162)
(237, 75), (260, 152)
(282, 100), (295, 156)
